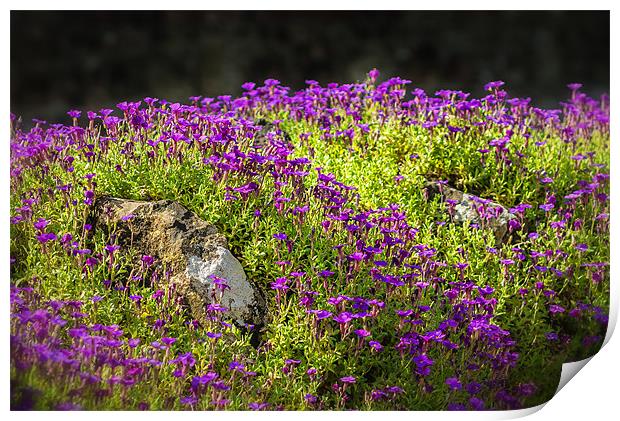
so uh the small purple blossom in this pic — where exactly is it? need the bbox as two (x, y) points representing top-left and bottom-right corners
(575, 243), (588, 252)
(446, 377), (462, 391)
(339, 376), (356, 384)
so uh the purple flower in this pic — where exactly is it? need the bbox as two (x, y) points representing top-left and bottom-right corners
(36, 232), (57, 243)
(264, 78), (280, 87)
(304, 393), (318, 404)
(105, 244), (120, 254)
(413, 354), (434, 376)
(207, 303), (228, 313)
(211, 380), (231, 391)
(233, 181), (259, 197)
(210, 276), (230, 291)
(180, 396), (197, 406)
(151, 341), (164, 350)
(83, 256), (99, 269)
(368, 68), (380, 83)
(328, 296), (347, 306)
(469, 397), (485, 410)
(340, 376), (356, 384)
(354, 329), (371, 338)
(333, 312), (353, 324)
(539, 203), (554, 212)
(84, 190), (95, 205)
(445, 377), (462, 391)
(396, 309), (414, 318)
(191, 372), (218, 389)
(549, 304), (566, 315)
(545, 332), (559, 341)
(249, 402), (269, 410)
(575, 243), (588, 252)
(368, 340), (383, 352)
(161, 337), (176, 347)
(228, 361), (246, 372)
(454, 262), (468, 270)
(310, 309), (332, 320)
(385, 386), (404, 395)
(33, 218), (49, 231)
(478, 285), (494, 296)
(371, 389), (387, 401)
(466, 381), (482, 395)
(516, 382), (537, 397)
(484, 80), (505, 91)
(67, 110), (81, 119)
(348, 252), (365, 262)
(270, 277), (289, 291)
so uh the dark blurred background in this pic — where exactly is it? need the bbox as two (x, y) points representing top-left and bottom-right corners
(11, 11), (609, 127)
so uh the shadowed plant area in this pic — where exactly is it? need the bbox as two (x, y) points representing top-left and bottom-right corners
(9, 71), (609, 411)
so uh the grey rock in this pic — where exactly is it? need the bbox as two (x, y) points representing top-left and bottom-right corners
(92, 196), (266, 327)
(252, 119), (291, 148)
(186, 248), (258, 325)
(424, 181), (516, 244)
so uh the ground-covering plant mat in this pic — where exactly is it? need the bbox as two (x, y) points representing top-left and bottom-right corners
(9, 71), (609, 410)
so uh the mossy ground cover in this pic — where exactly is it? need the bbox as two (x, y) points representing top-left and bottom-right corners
(10, 73), (609, 410)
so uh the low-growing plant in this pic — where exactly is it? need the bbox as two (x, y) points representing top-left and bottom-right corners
(9, 71), (609, 410)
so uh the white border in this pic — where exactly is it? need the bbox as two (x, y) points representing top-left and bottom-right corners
(3, 2), (617, 420)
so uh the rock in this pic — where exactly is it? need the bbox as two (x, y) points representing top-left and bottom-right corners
(424, 181), (516, 244)
(252, 118), (291, 147)
(91, 197), (266, 327)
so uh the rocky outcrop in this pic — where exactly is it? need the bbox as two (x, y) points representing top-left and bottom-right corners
(424, 181), (516, 244)
(92, 197), (266, 328)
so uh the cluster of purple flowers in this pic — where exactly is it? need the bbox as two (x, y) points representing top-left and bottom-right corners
(9, 69), (609, 410)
